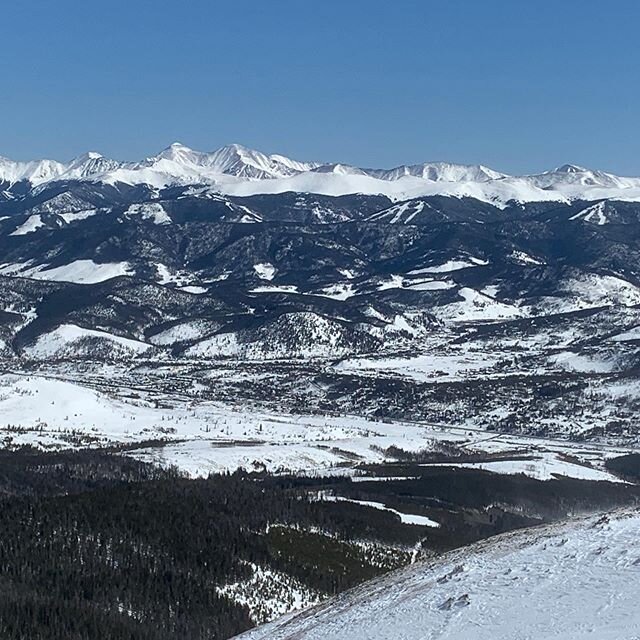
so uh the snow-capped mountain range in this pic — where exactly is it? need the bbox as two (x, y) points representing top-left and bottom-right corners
(2, 139), (640, 453)
(3, 143), (640, 205)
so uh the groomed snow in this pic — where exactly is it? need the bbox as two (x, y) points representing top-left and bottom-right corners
(569, 201), (609, 225)
(250, 285), (299, 294)
(420, 453), (622, 482)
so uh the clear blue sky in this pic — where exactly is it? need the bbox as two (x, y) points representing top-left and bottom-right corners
(1, 0), (638, 174)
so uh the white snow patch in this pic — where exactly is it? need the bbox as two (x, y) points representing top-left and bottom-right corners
(250, 285), (299, 294)
(149, 320), (220, 346)
(539, 274), (640, 313)
(509, 250), (545, 265)
(569, 201), (608, 225)
(124, 202), (171, 225)
(315, 283), (357, 300)
(408, 258), (488, 274)
(549, 351), (617, 374)
(22, 260), (134, 284)
(216, 562), (320, 624)
(322, 495), (439, 527)
(180, 285), (208, 294)
(10, 214), (44, 235)
(435, 287), (525, 323)
(405, 279), (455, 291)
(336, 351), (501, 383)
(609, 326), (640, 342)
(422, 453), (622, 482)
(377, 274), (405, 290)
(254, 263), (276, 280)
(59, 209), (101, 223)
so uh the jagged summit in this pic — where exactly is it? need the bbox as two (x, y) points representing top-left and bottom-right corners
(146, 142), (318, 180)
(371, 161), (507, 183)
(2, 143), (640, 204)
(61, 152), (122, 180)
(0, 157), (67, 185)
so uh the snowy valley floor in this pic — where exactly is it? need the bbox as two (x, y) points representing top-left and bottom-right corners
(0, 365), (635, 482)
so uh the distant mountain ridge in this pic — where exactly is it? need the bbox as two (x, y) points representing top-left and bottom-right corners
(3, 143), (640, 205)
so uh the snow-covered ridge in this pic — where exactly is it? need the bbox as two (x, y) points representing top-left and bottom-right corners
(0, 156), (67, 185)
(3, 143), (640, 204)
(238, 508), (640, 640)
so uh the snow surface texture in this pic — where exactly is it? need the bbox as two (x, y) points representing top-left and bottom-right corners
(4, 143), (640, 205)
(237, 509), (640, 640)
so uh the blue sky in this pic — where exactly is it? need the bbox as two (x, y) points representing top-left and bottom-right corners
(1, 0), (638, 174)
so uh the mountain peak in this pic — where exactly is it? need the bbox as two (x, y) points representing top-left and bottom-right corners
(220, 142), (250, 152)
(2, 145), (640, 205)
(165, 141), (193, 152)
(61, 151), (121, 180)
(554, 164), (589, 174)
(69, 151), (104, 166)
(155, 142), (201, 165)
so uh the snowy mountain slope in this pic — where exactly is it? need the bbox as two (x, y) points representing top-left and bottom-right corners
(4, 143), (640, 205)
(369, 161), (507, 183)
(237, 508), (640, 640)
(112, 142), (322, 185)
(24, 323), (152, 359)
(0, 259), (135, 283)
(58, 151), (124, 180)
(528, 164), (640, 190)
(0, 156), (66, 185)
(184, 311), (380, 359)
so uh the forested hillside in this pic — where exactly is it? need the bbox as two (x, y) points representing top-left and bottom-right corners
(1, 449), (638, 639)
